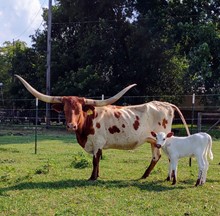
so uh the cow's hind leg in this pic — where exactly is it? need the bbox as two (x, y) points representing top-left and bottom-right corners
(141, 143), (161, 179)
(89, 149), (102, 181)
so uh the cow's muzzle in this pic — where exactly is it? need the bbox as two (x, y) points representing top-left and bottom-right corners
(67, 123), (77, 131)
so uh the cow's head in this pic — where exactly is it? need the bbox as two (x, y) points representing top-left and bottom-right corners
(15, 75), (136, 132)
(52, 96), (95, 132)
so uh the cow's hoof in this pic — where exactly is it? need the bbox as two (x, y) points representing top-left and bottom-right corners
(88, 177), (97, 181)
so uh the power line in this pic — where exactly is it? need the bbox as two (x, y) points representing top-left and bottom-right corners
(35, 19), (45, 34)
(14, 0), (47, 40)
(50, 13), (219, 26)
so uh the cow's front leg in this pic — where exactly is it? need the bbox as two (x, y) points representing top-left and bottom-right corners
(141, 143), (161, 179)
(89, 149), (102, 181)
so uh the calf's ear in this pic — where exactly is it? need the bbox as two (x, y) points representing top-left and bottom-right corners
(151, 131), (156, 137)
(167, 132), (174, 138)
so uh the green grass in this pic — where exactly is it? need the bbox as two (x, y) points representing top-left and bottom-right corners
(0, 131), (220, 216)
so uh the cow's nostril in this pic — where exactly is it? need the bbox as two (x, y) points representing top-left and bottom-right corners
(67, 123), (73, 129)
(66, 123), (77, 131)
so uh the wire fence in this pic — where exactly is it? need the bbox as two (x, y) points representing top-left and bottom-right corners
(0, 95), (219, 136)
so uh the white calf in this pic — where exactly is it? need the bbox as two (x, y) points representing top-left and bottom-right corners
(151, 131), (213, 186)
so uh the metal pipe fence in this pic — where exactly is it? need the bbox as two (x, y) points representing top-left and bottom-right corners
(0, 95), (219, 135)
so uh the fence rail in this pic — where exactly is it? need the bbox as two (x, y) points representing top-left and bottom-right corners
(0, 96), (219, 136)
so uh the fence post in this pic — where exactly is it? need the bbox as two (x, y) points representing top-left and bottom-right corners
(197, 112), (202, 132)
(35, 98), (38, 154)
(189, 93), (195, 167)
(190, 93), (195, 133)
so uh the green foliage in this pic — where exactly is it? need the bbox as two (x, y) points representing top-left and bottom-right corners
(71, 152), (90, 169)
(35, 161), (51, 175)
(1, 0), (220, 105)
(0, 166), (15, 182)
(0, 41), (26, 100)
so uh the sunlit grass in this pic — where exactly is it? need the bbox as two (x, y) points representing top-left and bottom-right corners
(0, 132), (220, 215)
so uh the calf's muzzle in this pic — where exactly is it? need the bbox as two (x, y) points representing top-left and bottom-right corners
(156, 144), (162, 149)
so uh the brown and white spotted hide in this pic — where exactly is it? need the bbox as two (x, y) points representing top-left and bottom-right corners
(53, 100), (175, 154)
(52, 99), (190, 180)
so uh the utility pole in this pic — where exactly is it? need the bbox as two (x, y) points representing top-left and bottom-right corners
(46, 0), (52, 128)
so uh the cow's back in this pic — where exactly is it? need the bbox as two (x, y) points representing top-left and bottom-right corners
(85, 102), (175, 152)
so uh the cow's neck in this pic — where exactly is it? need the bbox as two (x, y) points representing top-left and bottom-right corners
(75, 112), (95, 148)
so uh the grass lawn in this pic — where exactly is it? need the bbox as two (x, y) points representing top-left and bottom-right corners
(0, 130), (220, 216)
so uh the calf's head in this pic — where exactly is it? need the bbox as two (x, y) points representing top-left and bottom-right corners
(151, 131), (173, 148)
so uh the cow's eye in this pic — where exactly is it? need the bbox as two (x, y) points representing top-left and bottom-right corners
(163, 138), (165, 141)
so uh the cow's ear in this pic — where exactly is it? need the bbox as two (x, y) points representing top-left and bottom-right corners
(167, 132), (174, 138)
(52, 104), (64, 113)
(151, 131), (156, 137)
(82, 105), (95, 113)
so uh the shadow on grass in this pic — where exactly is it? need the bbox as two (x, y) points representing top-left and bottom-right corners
(0, 178), (187, 196)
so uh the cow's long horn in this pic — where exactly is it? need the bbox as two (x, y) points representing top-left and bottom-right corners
(15, 75), (62, 103)
(84, 84), (137, 106)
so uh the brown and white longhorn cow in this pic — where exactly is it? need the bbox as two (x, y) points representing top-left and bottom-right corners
(15, 75), (190, 180)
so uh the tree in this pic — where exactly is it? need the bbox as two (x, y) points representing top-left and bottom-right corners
(40, 0), (137, 96)
(128, 0), (187, 96)
(164, 0), (220, 94)
(10, 0), (220, 102)
(0, 41), (28, 101)
(0, 40), (44, 109)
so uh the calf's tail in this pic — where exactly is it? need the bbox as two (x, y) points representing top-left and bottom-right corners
(208, 135), (214, 160)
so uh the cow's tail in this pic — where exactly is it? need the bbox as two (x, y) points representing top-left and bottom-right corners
(171, 104), (190, 136)
(171, 104), (191, 166)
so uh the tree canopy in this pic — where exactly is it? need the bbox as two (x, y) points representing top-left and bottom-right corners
(0, 0), (220, 106)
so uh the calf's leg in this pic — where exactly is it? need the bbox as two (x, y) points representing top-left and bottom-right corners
(89, 149), (102, 181)
(141, 143), (161, 179)
(166, 158), (171, 181)
(170, 159), (178, 185)
(202, 150), (209, 183)
(195, 156), (205, 186)
(171, 170), (177, 185)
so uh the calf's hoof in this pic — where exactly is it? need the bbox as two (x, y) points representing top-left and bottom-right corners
(195, 178), (204, 186)
(166, 176), (170, 181)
